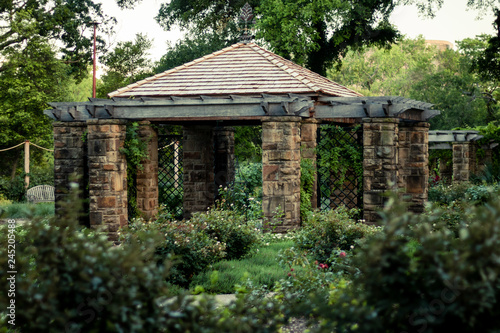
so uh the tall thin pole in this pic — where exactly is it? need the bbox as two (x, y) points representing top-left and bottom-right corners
(92, 22), (98, 98)
(24, 140), (30, 189)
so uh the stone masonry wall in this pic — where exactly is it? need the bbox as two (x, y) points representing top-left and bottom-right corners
(136, 121), (159, 220)
(262, 117), (301, 232)
(453, 142), (476, 182)
(87, 119), (128, 242)
(53, 122), (88, 226)
(363, 118), (399, 223)
(300, 119), (318, 209)
(214, 127), (236, 196)
(398, 122), (430, 214)
(183, 125), (215, 219)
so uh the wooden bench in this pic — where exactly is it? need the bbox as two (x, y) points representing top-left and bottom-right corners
(26, 185), (55, 204)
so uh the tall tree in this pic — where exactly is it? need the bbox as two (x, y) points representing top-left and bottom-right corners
(458, 32), (500, 124)
(97, 33), (154, 98)
(155, 0), (259, 34)
(0, 0), (116, 179)
(257, 0), (400, 76)
(0, 0), (115, 79)
(154, 31), (234, 73)
(148, 0), (500, 77)
(0, 38), (73, 178)
(328, 37), (438, 97)
(329, 36), (491, 129)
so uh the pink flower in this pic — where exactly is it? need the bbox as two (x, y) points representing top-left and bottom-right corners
(290, 268), (294, 272)
(339, 251), (346, 258)
(287, 272), (292, 277)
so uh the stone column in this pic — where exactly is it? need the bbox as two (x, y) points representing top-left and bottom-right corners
(214, 127), (236, 197)
(136, 121), (159, 220)
(262, 116), (301, 232)
(53, 122), (89, 226)
(363, 118), (399, 223)
(398, 122), (430, 214)
(300, 119), (318, 209)
(439, 156), (453, 184)
(453, 142), (476, 182)
(183, 125), (215, 219)
(87, 119), (128, 242)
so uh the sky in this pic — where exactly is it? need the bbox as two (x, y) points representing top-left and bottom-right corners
(98, 0), (497, 63)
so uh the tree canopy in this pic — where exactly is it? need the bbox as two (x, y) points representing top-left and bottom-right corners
(0, 0), (115, 79)
(145, 0), (500, 76)
(257, 0), (400, 76)
(97, 33), (154, 98)
(329, 36), (496, 129)
(154, 31), (236, 73)
(0, 0), (116, 179)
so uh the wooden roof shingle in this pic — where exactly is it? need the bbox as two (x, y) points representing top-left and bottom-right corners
(108, 43), (361, 98)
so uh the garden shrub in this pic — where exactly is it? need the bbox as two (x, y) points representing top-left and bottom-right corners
(191, 208), (262, 260)
(217, 161), (263, 221)
(0, 186), (170, 332)
(428, 181), (498, 205)
(121, 207), (261, 287)
(304, 193), (500, 333)
(0, 175), (26, 202)
(274, 247), (348, 305)
(427, 182), (499, 236)
(423, 201), (469, 237)
(161, 285), (290, 332)
(0, 185), (293, 333)
(294, 207), (382, 263)
(0, 162), (55, 202)
(122, 213), (226, 288)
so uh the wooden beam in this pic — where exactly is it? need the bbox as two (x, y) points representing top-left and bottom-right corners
(44, 97), (313, 122)
(429, 143), (452, 149)
(429, 130), (483, 143)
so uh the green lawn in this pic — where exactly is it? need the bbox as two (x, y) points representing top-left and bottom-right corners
(0, 202), (55, 219)
(190, 240), (294, 294)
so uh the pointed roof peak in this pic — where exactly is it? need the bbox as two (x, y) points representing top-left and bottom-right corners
(108, 43), (361, 99)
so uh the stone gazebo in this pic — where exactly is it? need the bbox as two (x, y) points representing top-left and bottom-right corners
(46, 42), (439, 240)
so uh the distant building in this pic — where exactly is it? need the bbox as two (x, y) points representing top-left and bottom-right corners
(425, 40), (454, 51)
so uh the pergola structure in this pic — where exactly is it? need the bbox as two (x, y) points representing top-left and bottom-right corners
(46, 42), (439, 240)
(429, 130), (498, 182)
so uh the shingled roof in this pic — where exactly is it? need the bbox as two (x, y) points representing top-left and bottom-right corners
(108, 42), (361, 98)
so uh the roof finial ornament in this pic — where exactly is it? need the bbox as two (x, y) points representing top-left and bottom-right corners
(239, 2), (256, 43)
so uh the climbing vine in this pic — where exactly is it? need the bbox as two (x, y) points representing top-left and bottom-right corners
(316, 124), (363, 204)
(120, 122), (150, 219)
(300, 157), (316, 218)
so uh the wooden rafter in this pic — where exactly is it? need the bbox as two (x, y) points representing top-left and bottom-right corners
(45, 95), (439, 123)
(45, 95), (314, 122)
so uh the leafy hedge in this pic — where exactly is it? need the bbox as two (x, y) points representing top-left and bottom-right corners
(294, 207), (382, 263)
(0, 188), (170, 332)
(0, 187), (283, 332)
(302, 192), (500, 333)
(121, 207), (261, 287)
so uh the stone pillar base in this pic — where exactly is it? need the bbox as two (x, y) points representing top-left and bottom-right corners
(183, 125), (215, 219)
(262, 117), (301, 232)
(87, 119), (128, 241)
(363, 118), (399, 223)
(136, 121), (159, 220)
(53, 122), (89, 226)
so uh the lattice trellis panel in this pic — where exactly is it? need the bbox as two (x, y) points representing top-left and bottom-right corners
(158, 134), (183, 219)
(317, 124), (363, 216)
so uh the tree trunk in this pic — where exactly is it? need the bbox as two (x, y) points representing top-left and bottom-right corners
(306, 21), (329, 77)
